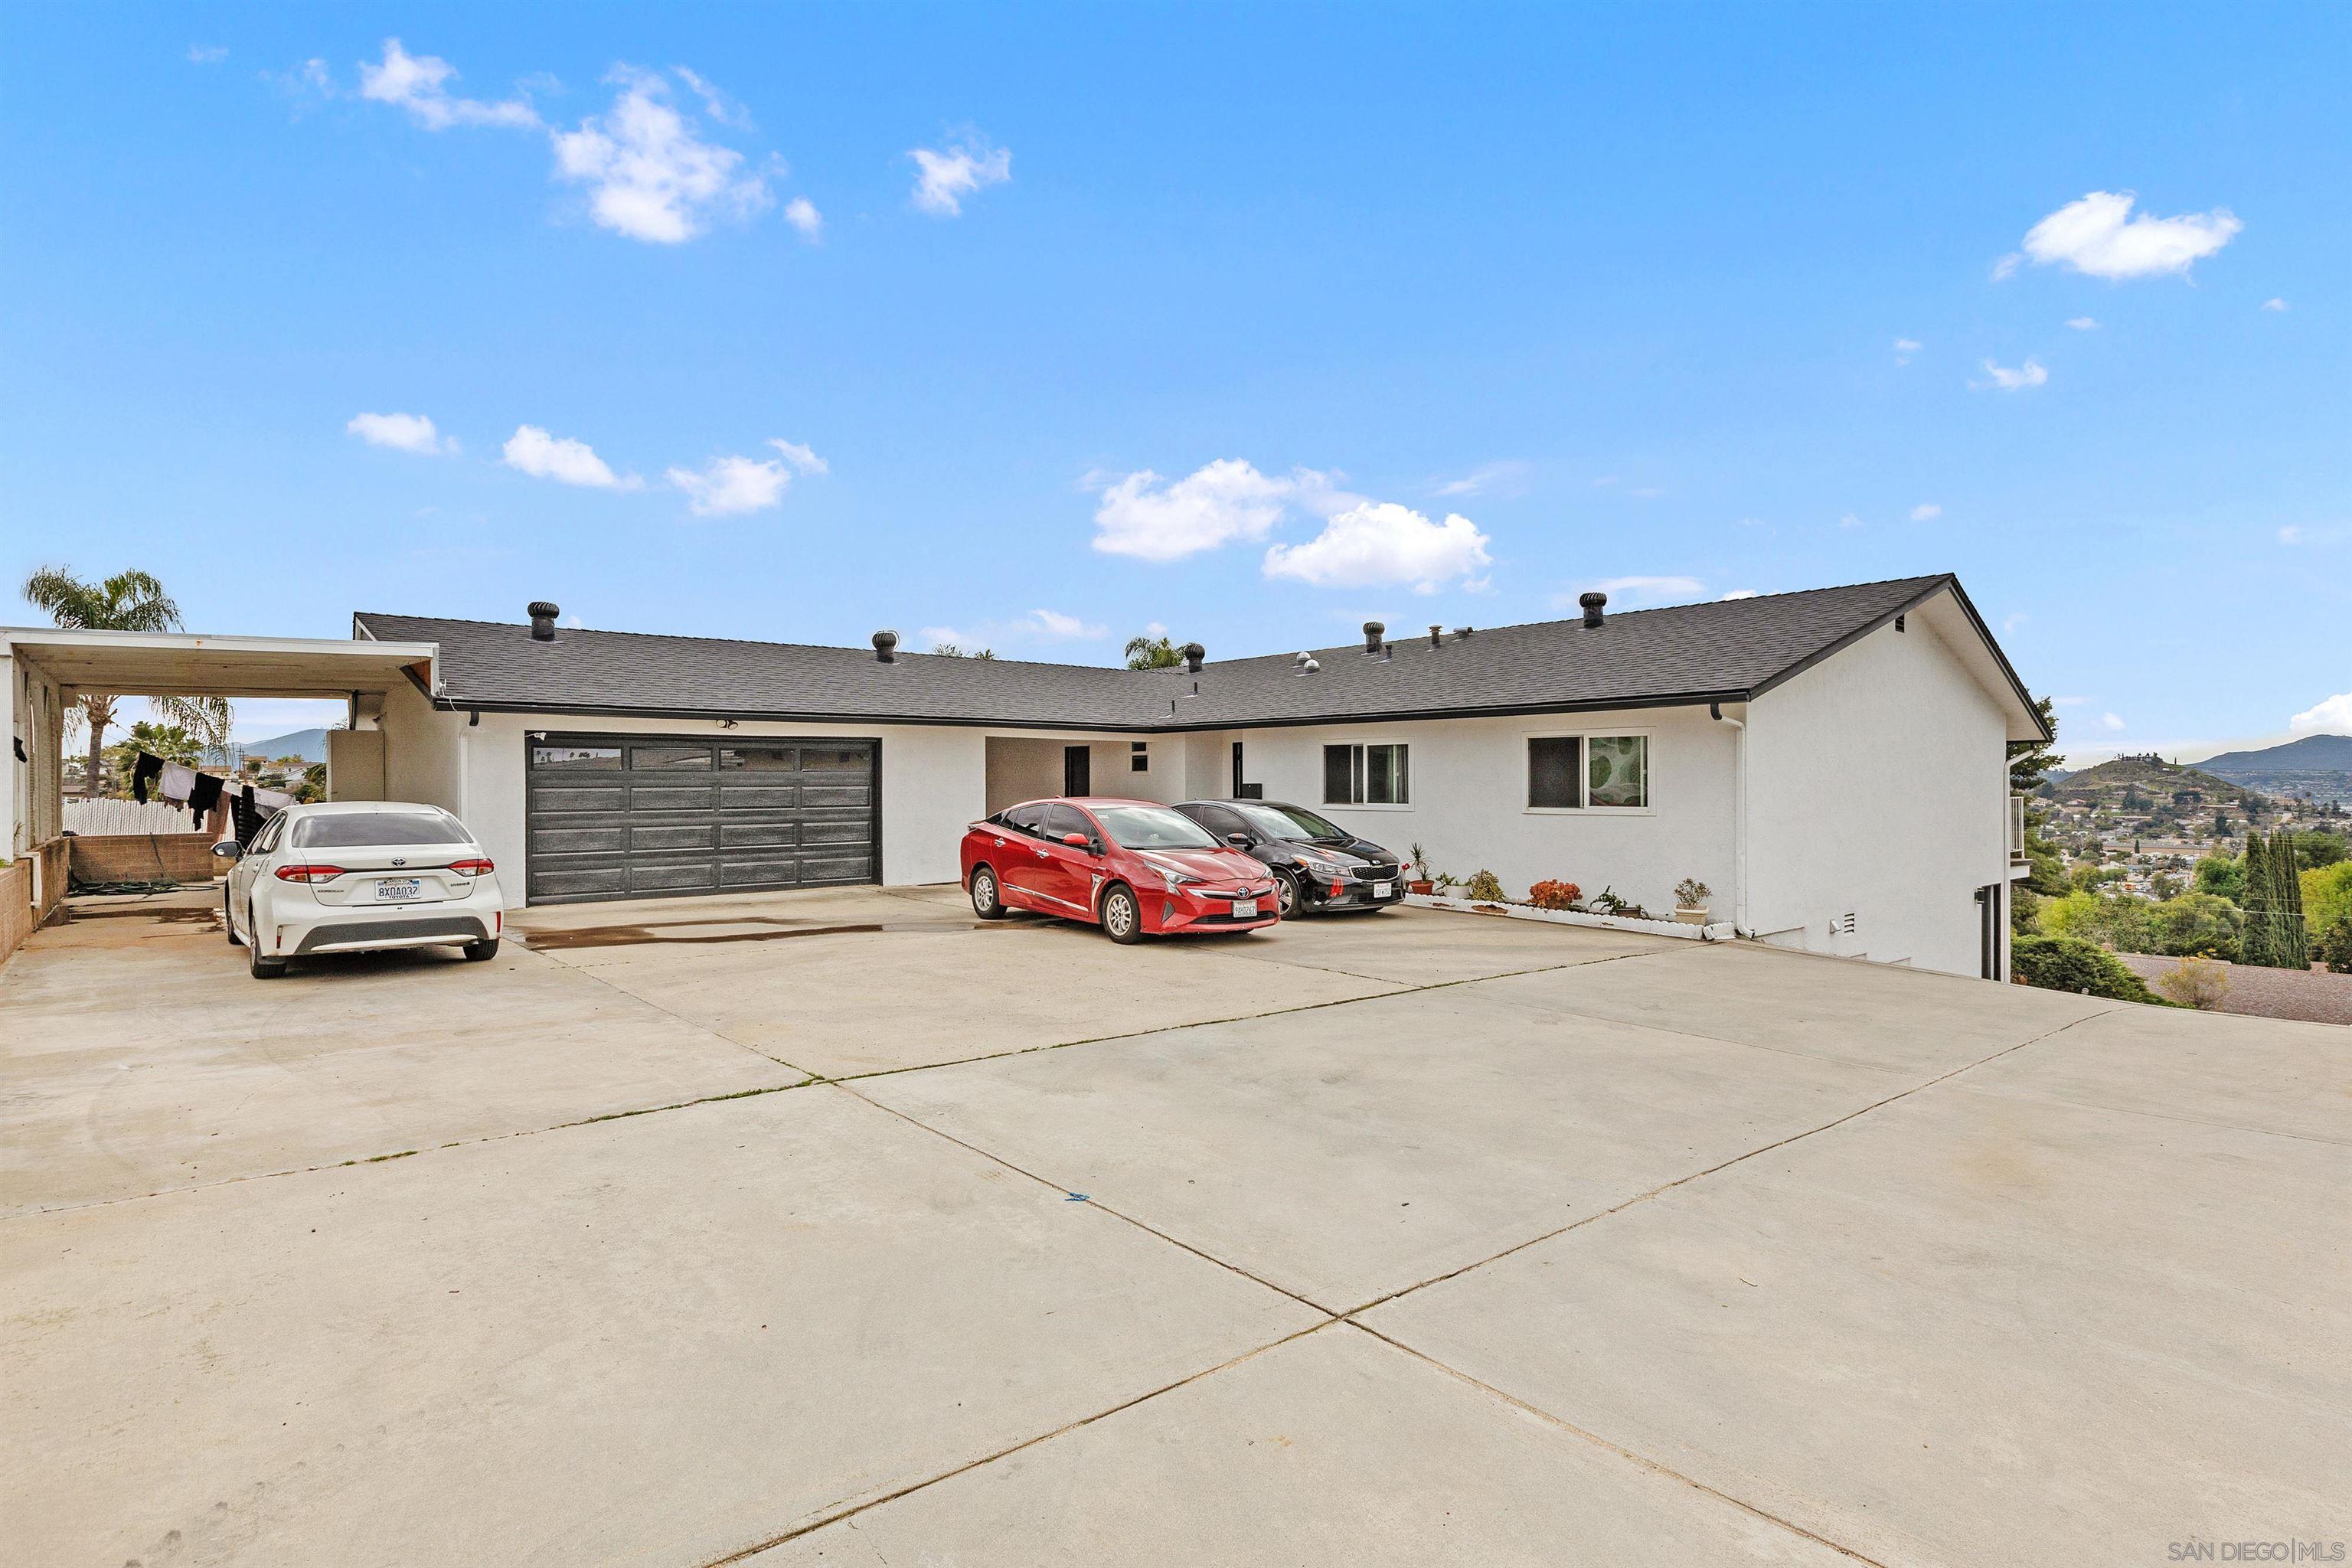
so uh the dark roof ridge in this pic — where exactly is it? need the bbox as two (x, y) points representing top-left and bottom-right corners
(355, 573), (1955, 676)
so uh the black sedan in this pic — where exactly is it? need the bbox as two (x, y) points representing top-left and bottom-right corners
(1170, 799), (1407, 917)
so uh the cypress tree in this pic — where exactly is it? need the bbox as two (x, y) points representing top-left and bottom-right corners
(2275, 832), (2308, 969)
(2241, 834), (2275, 968)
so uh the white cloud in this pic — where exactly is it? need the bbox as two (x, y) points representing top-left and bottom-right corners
(358, 38), (538, 130)
(1978, 358), (2049, 392)
(2290, 693), (2352, 734)
(2004, 612), (2029, 634)
(910, 136), (1011, 216)
(783, 196), (822, 238)
(1893, 337), (1921, 364)
(1025, 608), (1105, 640)
(188, 44), (227, 64)
(1910, 503), (1942, 521)
(2098, 711), (2126, 733)
(2011, 190), (2242, 281)
(671, 66), (752, 130)
(1435, 460), (1530, 498)
(1720, 589), (1761, 600)
(1838, 513), (1865, 529)
(2066, 316), (2099, 331)
(667, 454), (788, 516)
(346, 411), (452, 455)
(768, 438), (827, 475)
(662, 438), (825, 516)
(1568, 575), (1704, 606)
(2262, 297), (2288, 312)
(552, 70), (773, 243)
(1263, 502), (1491, 593)
(1092, 459), (1307, 562)
(502, 425), (639, 489)
(922, 609), (1107, 651)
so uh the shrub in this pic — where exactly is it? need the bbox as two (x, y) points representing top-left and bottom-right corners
(2152, 956), (2229, 1010)
(2011, 934), (2165, 1004)
(1527, 879), (1581, 910)
(1589, 886), (1648, 919)
(2147, 890), (2243, 961)
(2318, 914), (2352, 975)
(1674, 877), (1712, 908)
(2305, 861), (2352, 940)
(1464, 869), (1507, 903)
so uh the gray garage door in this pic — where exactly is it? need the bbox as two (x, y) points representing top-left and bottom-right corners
(524, 734), (878, 905)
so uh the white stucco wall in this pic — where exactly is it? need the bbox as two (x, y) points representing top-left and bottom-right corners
(1200, 706), (1740, 915)
(1745, 605), (2011, 976)
(983, 733), (1184, 812)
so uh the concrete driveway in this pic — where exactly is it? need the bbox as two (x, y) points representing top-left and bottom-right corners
(2, 884), (2344, 1566)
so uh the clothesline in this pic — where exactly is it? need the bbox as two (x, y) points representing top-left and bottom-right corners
(126, 751), (293, 844)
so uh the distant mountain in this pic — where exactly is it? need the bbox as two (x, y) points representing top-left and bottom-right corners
(2194, 733), (2352, 776)
(229, 727), (335, 764)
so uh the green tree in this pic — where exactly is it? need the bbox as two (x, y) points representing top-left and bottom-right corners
(2280, 830), (2346, 869)
(2192, 852), (2244, 903)
(2303, 861), (2352, 941)
(2271, 831), (2309, 969)
(19, 566), (232, 797)
(2239, 834), (2275, 967)
(928, 642), (996, 659)
(1122, 633), (1182, 670)
(2040, 889), (2155, 952)
(2007, 695), (2063, 794)
(2147, 891), (2243, 961)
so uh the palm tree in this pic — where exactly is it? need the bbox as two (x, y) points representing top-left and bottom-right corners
(1123, 633), (1182, 670)
(19, 566), (233, 798)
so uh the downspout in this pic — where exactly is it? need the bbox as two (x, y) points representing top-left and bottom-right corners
(1711, 702), (1749, 936)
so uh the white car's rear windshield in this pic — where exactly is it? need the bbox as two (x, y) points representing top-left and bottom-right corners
(1091, 805), (1218, 851)
(293, 811), (468, 849)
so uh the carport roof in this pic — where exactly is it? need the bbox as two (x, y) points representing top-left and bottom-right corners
(354, 573), (2048, 740)
(0, 627), (436, 699)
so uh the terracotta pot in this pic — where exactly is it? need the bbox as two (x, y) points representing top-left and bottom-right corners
(1408, 880), (1434, 895)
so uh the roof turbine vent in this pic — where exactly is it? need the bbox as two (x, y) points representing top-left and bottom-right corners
(1181, 642), (1205, 674)
(1296, 656), (1321, 677)
(872, 629), (899, 663)
(1361, 620), (1386, 655)
(1579, 591), (1608, 629)
(528, 601), (560, 642)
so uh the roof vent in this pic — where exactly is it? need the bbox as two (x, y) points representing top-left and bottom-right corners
(1296, 656), (1321, 676)
(1362, 620), (1386, 655)
(1429, 625), (1442, 648)
(1181, 642), (1205, 674)
(1579, 591), (1608, 629)
(872, 629), (899, 663)
(1455, 626), (1474, 638)
(528, 601), (560, 642)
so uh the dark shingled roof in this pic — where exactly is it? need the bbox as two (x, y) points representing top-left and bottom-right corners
(357, 573), (2023, 733)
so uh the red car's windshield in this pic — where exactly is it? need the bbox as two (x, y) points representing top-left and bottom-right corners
(1089, 805), (1220, 851)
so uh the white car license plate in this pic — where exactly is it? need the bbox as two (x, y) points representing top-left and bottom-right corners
(1231, 897), (1258, 919)
(376, 877), (423, 902)
(1371, 881), (1393, 899)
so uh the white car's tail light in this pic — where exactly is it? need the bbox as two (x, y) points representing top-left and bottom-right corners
(273, 864), (347, 883)
(449, 858), (495, 877)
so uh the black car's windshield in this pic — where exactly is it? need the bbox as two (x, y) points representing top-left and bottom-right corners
(1092, 805), (1219, 851)
(293, 811), (469, 849)
(1235, 802), (1347, 842)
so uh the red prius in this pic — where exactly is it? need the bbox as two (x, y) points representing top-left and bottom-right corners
(961, 797), (1282, 942)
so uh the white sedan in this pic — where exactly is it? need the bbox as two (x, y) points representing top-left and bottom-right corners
(215, 802), (506, 978)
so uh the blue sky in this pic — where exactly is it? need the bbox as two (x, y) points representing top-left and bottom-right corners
(4, 3), (2344, 759)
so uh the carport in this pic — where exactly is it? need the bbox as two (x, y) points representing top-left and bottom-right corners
(2, 626), (438, 953)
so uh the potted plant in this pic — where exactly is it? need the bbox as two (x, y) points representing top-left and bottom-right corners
(1407, 843), (1435, 896)
(1432, 871), (1462, 898)
(1673, 877), (1713, 925)
(1464, 869), (1508, 907)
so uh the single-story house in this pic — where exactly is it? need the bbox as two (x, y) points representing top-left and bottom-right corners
(5, 573), (2043, 979)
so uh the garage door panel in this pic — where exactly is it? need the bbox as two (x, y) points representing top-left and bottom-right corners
(534, 826), (629, 856)
(529, 864), (632, 900)
(531, 785), (628, 814)
(526, 733), (877, 905)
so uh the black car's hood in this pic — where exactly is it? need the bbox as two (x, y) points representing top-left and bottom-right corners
(1290, 834), (1396, 866)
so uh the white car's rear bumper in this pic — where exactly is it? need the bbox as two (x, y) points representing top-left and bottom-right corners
(264, 880), (505, 956)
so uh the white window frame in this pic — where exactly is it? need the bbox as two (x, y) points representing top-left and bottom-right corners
(1521, 727), (1654, 816)
(1321, 739), (1414, 811)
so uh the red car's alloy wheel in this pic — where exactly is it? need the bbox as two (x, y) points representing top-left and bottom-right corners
(1100, 884), (1142, 943)
(971, 866), (1006, 920)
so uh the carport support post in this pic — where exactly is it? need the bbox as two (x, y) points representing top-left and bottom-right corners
(1, 648), (18, 859)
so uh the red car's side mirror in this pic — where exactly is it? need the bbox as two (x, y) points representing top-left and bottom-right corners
(1060, 831), (1092, 849)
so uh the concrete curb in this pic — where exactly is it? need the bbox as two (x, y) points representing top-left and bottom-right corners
(1404, 893), (1736, 942)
